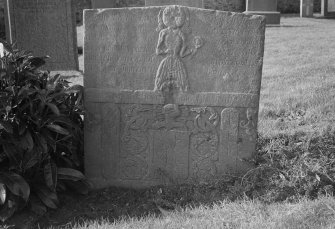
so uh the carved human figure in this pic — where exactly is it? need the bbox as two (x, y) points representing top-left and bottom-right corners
(154, 6), (201, 92)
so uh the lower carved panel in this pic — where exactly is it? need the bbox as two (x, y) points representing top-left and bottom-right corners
(85, 103), (258, 187)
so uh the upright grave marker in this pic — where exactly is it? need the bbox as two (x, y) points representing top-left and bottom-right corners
(244, 0), (280, 25)
(92, 0), (115, 8)
(84, 6), (265, 188)
(321, 0), (335, 17)
(145, 0), (204, 8)
(300, 0), (314, 17)
(5, 0), (78, 70)
(0, 42), (4, 57)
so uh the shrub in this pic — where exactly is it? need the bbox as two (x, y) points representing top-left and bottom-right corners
(0, 41), (88, 222)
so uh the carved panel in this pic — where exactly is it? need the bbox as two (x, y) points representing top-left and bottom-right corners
(154, 6), (204, 92)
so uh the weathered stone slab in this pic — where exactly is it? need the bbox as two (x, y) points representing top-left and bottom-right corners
(0, 42), (4, 57)
(84, 6), (265, 188)
(244, 0), (280, 25)
(91, 0), (115, 8)
(300, 0), (314, 17)
(321, 0), (335, 17)
(145, 0), (204, 8)
(5, 0), (78, 70)
(330, 0), (335, 11)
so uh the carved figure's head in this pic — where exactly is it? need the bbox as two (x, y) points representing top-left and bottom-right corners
(162, 6), (185, 29)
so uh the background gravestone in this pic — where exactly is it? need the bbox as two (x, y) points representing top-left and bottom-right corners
(84, 6), (265, 188)
(91, 0), (116, 8)
(145, 0), (204, 8)
(5, 0), (78, 71)
(301, 0), (314, 17)
(321, 0), (335, 17)
(244, 0), (280, 25)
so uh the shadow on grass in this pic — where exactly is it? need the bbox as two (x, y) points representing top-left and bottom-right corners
(36, 182), (238, 228)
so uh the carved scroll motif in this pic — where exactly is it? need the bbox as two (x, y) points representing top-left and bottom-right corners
(190, 107), (219, 180)
(120, 105), (152, 180)
(154, 6), (204, 92)
(119, 105), (221, 181)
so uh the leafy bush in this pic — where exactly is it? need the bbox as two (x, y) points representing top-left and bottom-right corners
(241, 128), (335, 202)
(0, 42), (87, 222)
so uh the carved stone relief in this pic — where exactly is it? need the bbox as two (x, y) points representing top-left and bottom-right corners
(240, 108), (257, 141)
(154, 6), (204, 92)
(118, 104), (221, 181)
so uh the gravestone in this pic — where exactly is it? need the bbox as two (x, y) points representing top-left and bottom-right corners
(91, 0), (115, 8)
(5, 0), (78, 70)
(321, 0), (335, 17)
(145, 0), (204, 8)
(300, 0), (314, 17)
(84, 6), (265, 188)
(244, 0), (280, 25)
(0, 42), (4, 57)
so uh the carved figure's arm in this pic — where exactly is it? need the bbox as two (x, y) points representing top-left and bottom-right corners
(156, 30), (167, 55)
(180, 31), (193, 58)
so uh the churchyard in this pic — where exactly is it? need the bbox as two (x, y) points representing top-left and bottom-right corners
(0, 0), (335, 229)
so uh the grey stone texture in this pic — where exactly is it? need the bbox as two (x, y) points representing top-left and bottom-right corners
(244, 0), (280, 25)
(84, 6), (265, 188)
(321, 0), (335, 17)
(145, 0), (204, 8)
(5, 0), (78, 70)
(92, 0), (115, 8)
(300, 0), (314, 17)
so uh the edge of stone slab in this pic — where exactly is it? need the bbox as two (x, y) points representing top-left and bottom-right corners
(83, 6), (266, 23)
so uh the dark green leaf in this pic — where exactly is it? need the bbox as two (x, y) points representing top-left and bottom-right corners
(0, 200), (17, 222)
(0, 173), (30, 201)
(2, 143), (20, 164)
(19, 131), (34, 151)
(0, 121), (13, 134)
(29, 57), (47, 69)
(47, 103), (60, 116)
(57, 168), (85, 181)
(34, 185), (58, 209)
(29, 195), (47, 215)
(46, 124), (70, 135)
(44, 162), (57, 191)
(24, 155), (40, 170)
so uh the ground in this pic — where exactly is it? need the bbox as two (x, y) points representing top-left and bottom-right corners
(1, 15), (335, 229)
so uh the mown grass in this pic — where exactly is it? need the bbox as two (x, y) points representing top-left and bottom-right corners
(259, 17), (335, 137)
(61, 197), (335, 229)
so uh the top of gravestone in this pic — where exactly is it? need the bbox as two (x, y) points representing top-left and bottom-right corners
(145, 0), (204, 8)
(84, 6), (265, 96)
(246, 0), (278, 12)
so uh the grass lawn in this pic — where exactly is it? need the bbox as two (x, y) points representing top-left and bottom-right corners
(64, 197), (335, 229)
(1, 16), (334, 229)
(259, 17), (335, 138)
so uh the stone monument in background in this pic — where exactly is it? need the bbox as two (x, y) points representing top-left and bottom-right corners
(244, 0), (280, 25)
(91, 0), (116, 8)
(300, 0), (314, 17)
(145, 0), (204, 8)
(5, 0), (78, 70)
(321, 0), (335, 17)
(84, 6), (265, 188)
